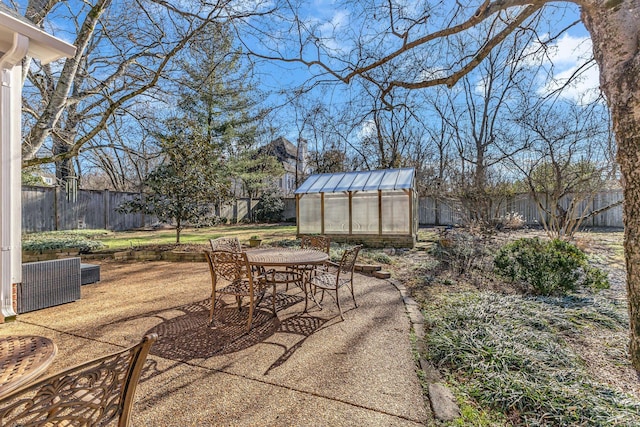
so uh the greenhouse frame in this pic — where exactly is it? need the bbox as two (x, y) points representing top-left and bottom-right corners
(295, 168), (418, 248)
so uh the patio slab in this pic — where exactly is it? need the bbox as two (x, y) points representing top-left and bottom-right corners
(0, 260), (432, 426)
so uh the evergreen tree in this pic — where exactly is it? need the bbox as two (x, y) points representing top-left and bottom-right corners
(119, 22), (266, 239)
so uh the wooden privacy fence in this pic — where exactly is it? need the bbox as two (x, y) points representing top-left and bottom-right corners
(418, 191), (624, 228)
(22, 186), (624, 232)
(22, 186), (298, 233)
(22, 186), (155, 232)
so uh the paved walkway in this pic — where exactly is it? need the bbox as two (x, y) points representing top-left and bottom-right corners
(0, 260), (432, 426)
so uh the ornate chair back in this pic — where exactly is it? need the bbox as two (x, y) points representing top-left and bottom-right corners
(300, 235), (331, 254)
(337, 245), (362, 278)
(0, 334), (157, 427)
(209, 237), (242, 253)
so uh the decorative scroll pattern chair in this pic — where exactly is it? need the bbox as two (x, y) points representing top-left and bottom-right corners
(209, 237), (242, 252)
(300, 235), (331, 254)
(205, 250), (276, 331)
(299, 234), (331, 276)
(289, 234), (332, 296)
(0, 334), (157, 427)
(306, 245), (362, 320)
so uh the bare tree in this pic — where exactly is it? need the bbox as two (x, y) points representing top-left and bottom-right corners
(79, 109), (162, 192)
(511, 99), (619, 238)
(238, 0), (640, 369)
(16, 0), (274, 187)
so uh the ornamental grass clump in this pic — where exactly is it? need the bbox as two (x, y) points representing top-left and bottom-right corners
(424, 292), (639, 426)
(23, 230), (106, 253)
(494, 237), (609, 296)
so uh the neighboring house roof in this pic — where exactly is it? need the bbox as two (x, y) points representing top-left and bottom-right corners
(259, 136), (301, 175)
(296, 168), (415, 194)
(261, 137), (298, 160)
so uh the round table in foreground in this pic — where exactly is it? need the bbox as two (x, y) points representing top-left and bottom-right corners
(0, 335), (57, 398)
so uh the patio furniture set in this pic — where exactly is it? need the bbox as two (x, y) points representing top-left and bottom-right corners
(0, 234), (362, 426)
(206, 235), (363, 331)
(18, 258), (101, 314)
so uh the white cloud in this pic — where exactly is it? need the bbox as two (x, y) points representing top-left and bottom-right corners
(547, 33), (592, 66)
(531, 33), (601, 104)
(541, 62), (601, 104)
(357, 119), (376, 140)
(316, 10), (350, 53)
(418, 68), (448, 81)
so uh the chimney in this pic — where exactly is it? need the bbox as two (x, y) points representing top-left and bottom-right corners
(297, 138), (308, 173)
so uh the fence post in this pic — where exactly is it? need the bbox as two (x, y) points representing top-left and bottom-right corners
(103, 189), (109, 230)
(54, 186), (60, 230)
(233, 199), (238, 223)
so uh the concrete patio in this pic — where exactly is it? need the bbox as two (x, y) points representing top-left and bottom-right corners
(0, 259), (432, 426)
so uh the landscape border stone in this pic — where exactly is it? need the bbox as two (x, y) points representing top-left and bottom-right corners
(388, 278), (461, 423)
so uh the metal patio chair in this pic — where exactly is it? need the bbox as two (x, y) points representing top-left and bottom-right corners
(306, 245), (362, 320)
(205, 250), (276, 331)
(209, 236), (242, 252)
(0, 334), (157, 427)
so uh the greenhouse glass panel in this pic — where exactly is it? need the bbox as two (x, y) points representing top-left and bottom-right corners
(349, 172), (370, 191)
(334, 172), (359, 192)
(308, 174), (333, 193)
(381, 190), (410, 234)
(362, 170), (386, 191)
(322, 173), (346, 192)
(295, 174), (321, 194)
(379, 169), (400, 190)
(395, 168), (415, 189)
(352, 192), (379, 234)
(324, 193), (349, 234)
(298, 194), (322, 234)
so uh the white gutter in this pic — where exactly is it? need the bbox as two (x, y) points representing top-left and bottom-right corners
(0, 11), (75, 64)
(0, 33), (28, 319)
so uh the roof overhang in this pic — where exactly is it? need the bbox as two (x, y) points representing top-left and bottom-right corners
(0, 8), (75, 64)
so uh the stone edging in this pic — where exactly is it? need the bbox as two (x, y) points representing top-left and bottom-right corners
(387, 278), (461, 423)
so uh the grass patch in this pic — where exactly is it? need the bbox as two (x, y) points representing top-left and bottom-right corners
(424, 291), (640, 426)
(95, 224), (297, 249)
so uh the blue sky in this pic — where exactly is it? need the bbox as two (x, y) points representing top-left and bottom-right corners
(249, 1), (600, 144)
(7, 0), (601, 149)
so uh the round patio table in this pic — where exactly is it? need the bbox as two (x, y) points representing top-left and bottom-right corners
(0, 335), (57, 398)
(245, 247), (328, 267)
(246, 248), (329, 312)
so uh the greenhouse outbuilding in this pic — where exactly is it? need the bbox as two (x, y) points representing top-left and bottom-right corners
(295, 168), (418, 248)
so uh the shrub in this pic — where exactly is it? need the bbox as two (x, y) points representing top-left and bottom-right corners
(253, 191), (285, 222)
(22, 231), (106, 253)
(430, 228), (490, 275)
(494, 237), (609, 296)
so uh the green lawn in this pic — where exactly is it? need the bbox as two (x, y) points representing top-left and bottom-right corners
(99, 224), (298, 249)
(23, 224), (298, 251)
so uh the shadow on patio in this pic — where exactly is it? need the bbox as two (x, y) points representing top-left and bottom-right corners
(0, 260), (429, 426)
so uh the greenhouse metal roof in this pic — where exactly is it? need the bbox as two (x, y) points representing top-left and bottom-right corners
(295, 168), (415, 194)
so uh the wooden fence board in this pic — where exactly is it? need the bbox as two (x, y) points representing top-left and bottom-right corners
(22, 186), (625, 232)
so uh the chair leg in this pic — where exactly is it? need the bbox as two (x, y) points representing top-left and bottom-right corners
(246, 295), (254, 331)
(209, 291), (216, 325)
(335, 288), (344, 321)
(350, 282), (357, 308)
(271, 283), (277, 315)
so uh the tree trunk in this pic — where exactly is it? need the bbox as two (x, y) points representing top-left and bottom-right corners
(581, 0), (640, 369)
